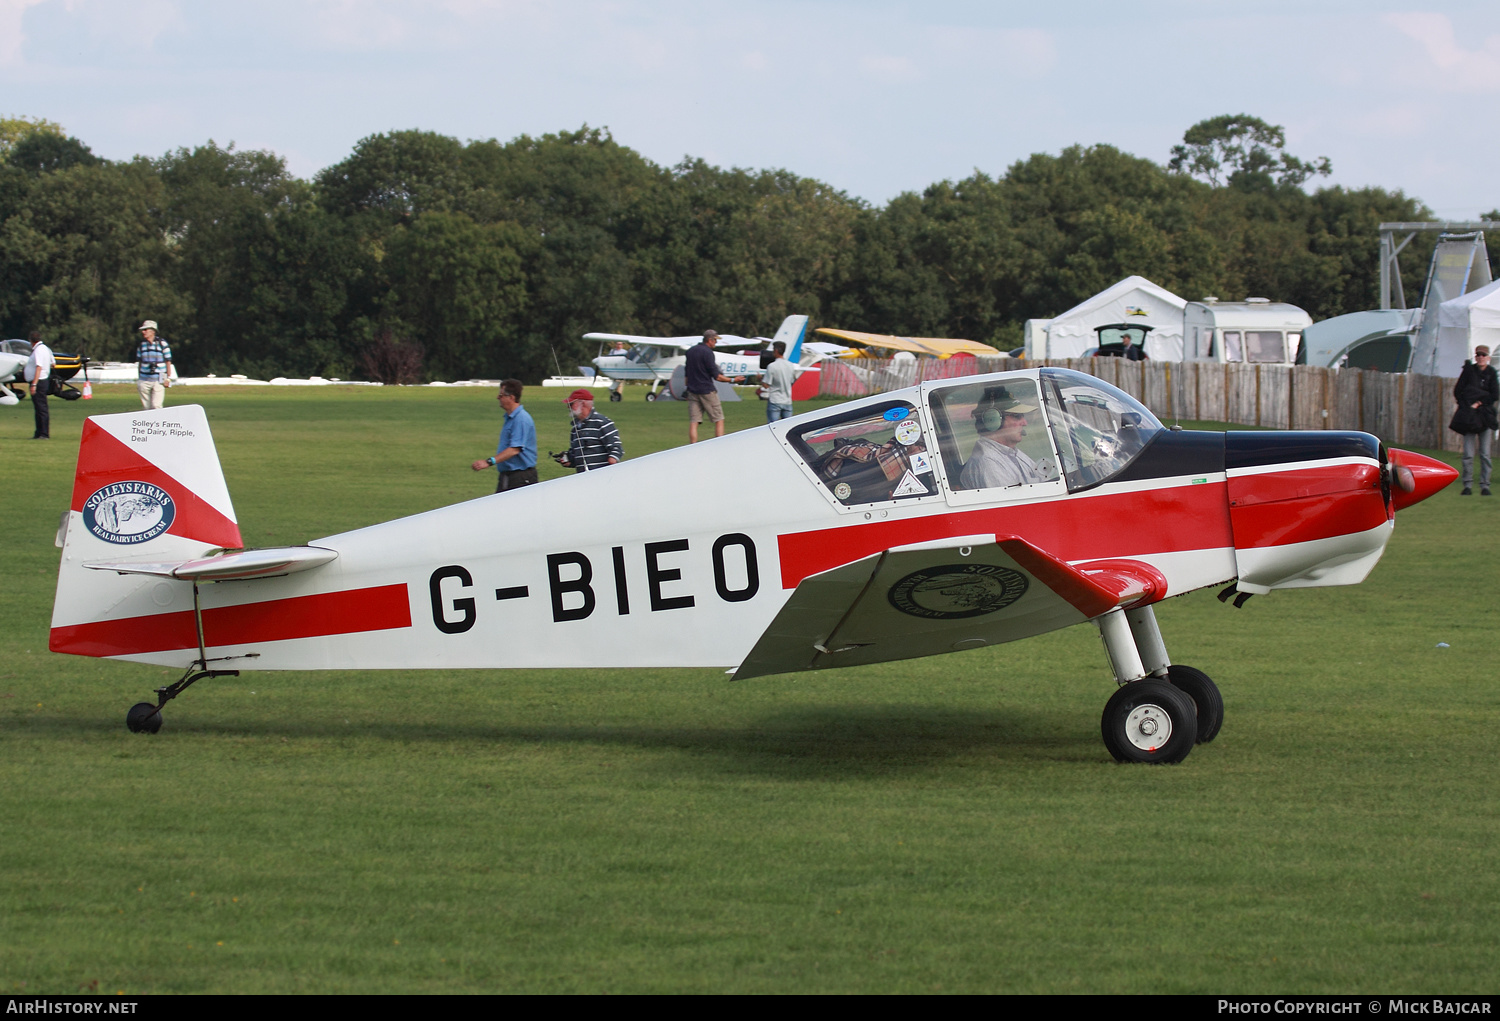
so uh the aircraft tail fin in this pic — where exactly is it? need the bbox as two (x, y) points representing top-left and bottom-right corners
(51, 405), (244, 659)
(774, 315), (810, 363)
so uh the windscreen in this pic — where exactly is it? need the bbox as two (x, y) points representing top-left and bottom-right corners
(1039, 369), (1163, 491)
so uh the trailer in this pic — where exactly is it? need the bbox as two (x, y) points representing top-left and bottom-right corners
(1182, 297), (1310, 366)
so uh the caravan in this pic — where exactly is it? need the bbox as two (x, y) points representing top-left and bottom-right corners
(1183, 298), (1310, 366)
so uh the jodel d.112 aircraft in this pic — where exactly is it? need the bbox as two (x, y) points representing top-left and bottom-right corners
(50, 367), (1454, 763)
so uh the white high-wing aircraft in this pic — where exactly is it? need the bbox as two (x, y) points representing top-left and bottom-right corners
(1, 339), (32, 400)
(586, 314), (809, 401)
(50, 367), (1455, 763)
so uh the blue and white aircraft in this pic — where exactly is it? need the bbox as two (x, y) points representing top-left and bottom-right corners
(586, 315), (809, 401)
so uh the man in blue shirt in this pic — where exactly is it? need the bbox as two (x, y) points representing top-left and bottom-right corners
(135, 320), (173, 410)
(471, 379), (538, 493)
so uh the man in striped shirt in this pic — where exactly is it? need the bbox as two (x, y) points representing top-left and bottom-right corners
(557, 389), (623, 472)
(135, 320), (173, 410)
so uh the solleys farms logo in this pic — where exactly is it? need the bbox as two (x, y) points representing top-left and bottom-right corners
(887, 563), (1028, 620)
(83, 482), (175, 544)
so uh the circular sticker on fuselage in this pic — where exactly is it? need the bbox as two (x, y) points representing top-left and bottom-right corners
(887, 563), (1029, 619)
(834, 482), (852, 501)
(82, 482), (176, 545)
(894, 418), (921, 445)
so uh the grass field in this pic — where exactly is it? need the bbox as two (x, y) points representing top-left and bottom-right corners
(2, 382), (1496, 994)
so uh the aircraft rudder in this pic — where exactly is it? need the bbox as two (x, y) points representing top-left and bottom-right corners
(70, 404), (242, 551)
(53, 405), (244, 659)
(775, 315), (810, 363)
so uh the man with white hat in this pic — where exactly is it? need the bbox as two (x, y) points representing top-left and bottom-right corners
(959, 385), (1044, 489)
(135, 320), (173, 410)
(555, 388), (623, 472)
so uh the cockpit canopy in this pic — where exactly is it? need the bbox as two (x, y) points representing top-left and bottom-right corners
(785, 368), (1163, 508)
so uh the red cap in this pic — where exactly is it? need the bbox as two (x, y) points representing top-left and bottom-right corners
(566, 388), (594, 404)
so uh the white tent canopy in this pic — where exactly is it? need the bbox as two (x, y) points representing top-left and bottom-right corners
(1437, 278), (1500, 376)
(1030, 275), (1189, 360)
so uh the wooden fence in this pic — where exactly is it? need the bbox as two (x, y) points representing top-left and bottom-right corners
(817, 356), (1466, 453)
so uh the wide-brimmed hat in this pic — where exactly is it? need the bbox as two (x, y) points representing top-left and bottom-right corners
(139, 320), (158, 332)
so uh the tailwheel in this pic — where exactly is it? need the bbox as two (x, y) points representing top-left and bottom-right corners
(1166, 664), (1223, 744)
(1101, 679), (1197, 764)
(126, 702), (163, 734)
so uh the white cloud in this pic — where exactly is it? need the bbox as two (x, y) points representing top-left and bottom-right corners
(1349, 100), (1427, 139)
(1383, 11), (1500, 90)
(309, 0), (415, 51)
(0, 0), (49, 65)
(859, 53), (919, 82)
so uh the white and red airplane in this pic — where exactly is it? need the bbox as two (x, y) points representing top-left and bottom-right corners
(49, 367), (1455, 763)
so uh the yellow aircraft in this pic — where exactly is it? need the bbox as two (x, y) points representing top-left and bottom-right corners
(815, 329), (1001, 359)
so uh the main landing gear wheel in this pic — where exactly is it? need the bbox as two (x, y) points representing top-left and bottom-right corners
(126, 702), (163, 734)
(1101, 679), (1197, 764)
(609, 390), (622, 402)
(1166, 664), (1223, 744)
(644, 391), (657, 402)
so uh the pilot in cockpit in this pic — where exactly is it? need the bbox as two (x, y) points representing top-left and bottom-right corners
(959, 386), (1045, 489)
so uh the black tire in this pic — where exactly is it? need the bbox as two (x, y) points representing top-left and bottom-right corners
(609, 390), (621, 403)
(126, 702), (163, 734)
(644, 391), (656, 402)
(1101, 679), (1197, 764)
(1166, 664), (1223, 744)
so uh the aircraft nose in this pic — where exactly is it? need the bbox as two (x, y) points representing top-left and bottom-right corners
(1388, 449), (1459, 512)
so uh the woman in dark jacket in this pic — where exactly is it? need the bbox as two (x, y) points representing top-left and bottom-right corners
(1453, 345), (1498, 495)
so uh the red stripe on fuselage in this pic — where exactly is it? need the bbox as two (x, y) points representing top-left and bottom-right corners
(49, 584), (411, 657)
(776, 480), (1234, 590)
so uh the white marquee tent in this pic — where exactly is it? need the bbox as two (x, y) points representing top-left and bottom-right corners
(1437, 278), (1500, 376)
(1025, 275), (1189, 360)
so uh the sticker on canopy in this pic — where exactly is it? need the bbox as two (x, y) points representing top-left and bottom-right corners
(891, 471), (929, 498)
(882, 407), (909, 422)
(909, 451), (933, 475)
(82, 482), (176, 545)
(888, 563), (1028, 620)
(894, 418), (922, 445)
(833, 482), (852, 501)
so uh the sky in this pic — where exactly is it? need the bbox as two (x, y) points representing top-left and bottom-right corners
(2, 0), (1498, 218)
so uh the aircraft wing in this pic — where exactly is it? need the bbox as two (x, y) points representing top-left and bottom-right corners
(733, 535), (1163, 680)
(83, 545), (338, 581)
(583, 333), (758, 351)
(814, 329), (1000, 357)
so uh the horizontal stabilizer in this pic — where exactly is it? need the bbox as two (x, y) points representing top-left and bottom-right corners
(84, 545), (338, 581)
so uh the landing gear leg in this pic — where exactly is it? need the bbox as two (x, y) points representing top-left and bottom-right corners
(1125, 604), (1223, 744)
(124, 580), (249, 733)
(1095, 607), (1197, 763)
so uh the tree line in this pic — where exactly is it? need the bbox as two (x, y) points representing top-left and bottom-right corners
(0, 114), (1471, 383)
